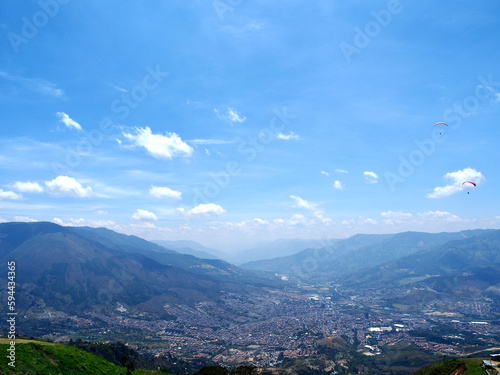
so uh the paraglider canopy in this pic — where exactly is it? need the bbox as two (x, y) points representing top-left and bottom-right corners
(462, 181), (476, 194)
(462, 181), (476, 186)
(433, 122), (448, 135)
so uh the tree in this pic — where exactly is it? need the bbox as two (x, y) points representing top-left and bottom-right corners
(126, 360), (135, 375)
(120, 355), (128, 367)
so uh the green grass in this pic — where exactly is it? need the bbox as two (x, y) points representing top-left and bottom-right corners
(0, 340), (165, 375)
(465, 362), (488, 375)
(412, 357), (488, 375)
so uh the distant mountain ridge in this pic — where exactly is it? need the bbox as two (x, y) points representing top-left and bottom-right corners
(0, 222), (278, 319)
(153, 239), (224, 260)
(228, 238), (342, 265)
(241, 230), (496, 278)
(343, 229), (500, 299)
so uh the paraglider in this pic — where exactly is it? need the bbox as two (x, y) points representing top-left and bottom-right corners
(433, 122), (448, 135)
(462, 181), (476, 194)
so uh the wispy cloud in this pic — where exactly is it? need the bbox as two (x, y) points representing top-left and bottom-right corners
(276, 131), (300, 141)
(56, 112), (82, 131)
(0, 71), (64, 98)
(214, 107), (246, 124)
(187, 138), (238, 145)
(427, 167), (485, 199)
(122, 127), (193, 159)
(290, 195), (318, 211)
(335, 169), (349, 174)
(364, 171), (378, 184)
(321, 171), (329, 177)
(108, 83), (127, 93)
(290, 195), (330, 223)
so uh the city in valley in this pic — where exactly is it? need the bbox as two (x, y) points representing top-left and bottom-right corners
(26, 280), (500, 371)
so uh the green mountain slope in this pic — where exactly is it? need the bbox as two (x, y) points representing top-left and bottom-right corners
(241, 233), (392, 273)
(343, 230), (500, 300)
(69, 224), (278, 287)
(0, 222), (277, 321)
(0, 338), (164, 375)
(241, 230), (493, 277)
(411, 357), (490, 375)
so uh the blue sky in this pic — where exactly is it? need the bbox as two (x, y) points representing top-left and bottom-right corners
(1, 1), (500, 251)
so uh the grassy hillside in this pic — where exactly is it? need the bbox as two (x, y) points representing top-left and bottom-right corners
(0, 338), (165, 375)
(411, 357), (490, 375)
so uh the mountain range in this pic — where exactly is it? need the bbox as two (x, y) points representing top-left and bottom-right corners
(0, 222), (278, 318)
(1, 222), (499, 322)
(240, 229), (496, 278)
(343, 229), (500, 298)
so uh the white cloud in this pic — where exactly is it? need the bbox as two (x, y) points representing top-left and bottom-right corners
(333, 180), (344, 190)
(9, 181), (43, 193)
(416, 210), (461, 222)
(364, 171), (378, 184)
(187, 138), (237, 145)
(335, 169), (349, 174)
(0, 189), (23, 200)
(13, 216), (37, 222)
(381, 211), (413, 225)
(45, 176), (94, 198)
(131, 209), (158, 221)
(53, 217), (117, 228)
(380, 210), (463, 227)
(0, 71), (64, 98)
(108, 83), (127, 93)
(96, 210), (108, 215)
(176, 203), (226, 217)
(321, 171), (329, 177)
(381, 211), (413, 219)
(288, 213), (309, 225)
(290, 195), (318, 211)
(426, 167), (485, 199)
(290, 195), (330, 223)
(56, 112), (82, 131)
(276, 131), (300, 141)
(122, 126), (193, 159)
(253, 218), (270, 226)
(214, 107), (246, 124)
(149, 186), (182, 200)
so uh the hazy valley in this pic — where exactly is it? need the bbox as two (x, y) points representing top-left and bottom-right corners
(1, 222), (499, 374)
